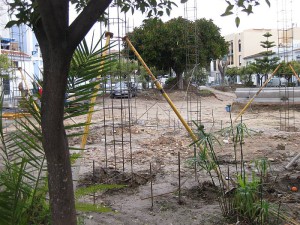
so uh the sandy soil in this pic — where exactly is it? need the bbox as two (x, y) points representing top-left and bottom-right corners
(70, 87), (300, 225)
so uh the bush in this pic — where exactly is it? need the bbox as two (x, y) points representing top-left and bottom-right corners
(198, 89), (213, 97)
(244, 81), (254, 87)
(165, 77), (176, 85)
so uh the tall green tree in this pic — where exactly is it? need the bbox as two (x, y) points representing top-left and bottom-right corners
(226, 66), (240, 84)
(127, 17), (228, 89)
(5, 1), (175, 224)
(239, 63), (256, 86)
(254, 32), (279, 86)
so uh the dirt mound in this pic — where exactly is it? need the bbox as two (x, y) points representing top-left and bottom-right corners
(157, 136), (177, 145)
(137, 89), (216, 102)
(184, 181), (219, 203)
(78, 167), (155, 189)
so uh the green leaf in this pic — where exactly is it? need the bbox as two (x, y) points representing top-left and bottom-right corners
(166, 8), (170, 16)
(147, 10), (152, 17)
(243, 4), (253, 15)
(235, 16), (241, 27)
(121, 5), (130, 13)
(228, 3), (234, 10)
(5, 20), (19, 28)
(221, 11), (234, 17)
(237, 0), (244, 7)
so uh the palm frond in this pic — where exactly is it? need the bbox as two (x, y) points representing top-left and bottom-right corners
(0, 94), (47, 224)
(65, 34), (116, 139)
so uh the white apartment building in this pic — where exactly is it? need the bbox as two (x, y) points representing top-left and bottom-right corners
(210, 27), (300, 85)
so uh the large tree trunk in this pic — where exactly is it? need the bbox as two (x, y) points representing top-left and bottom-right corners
(177, 73), (184, 90)
(41, 48), (76, 224)
(218, 60), (228, 85)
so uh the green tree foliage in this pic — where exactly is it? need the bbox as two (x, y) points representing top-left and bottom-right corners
(226, 66), (240, 84)
(255, 32), (279, 74)
(195, 19), (228, 68)
(290, 60), (300, 73)
(253, 32), (279, 85)
(239, 63), (256, 86)
(0, 54), (10, 76)
(277, 61), (300, 84)
(126, 17), (228, 89)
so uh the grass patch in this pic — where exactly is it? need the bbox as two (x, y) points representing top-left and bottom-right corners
(70, 152), (81, 165)
(75, 184), (127, 198)
(75, 202), (113, 213)
(198, 89), (214, 97)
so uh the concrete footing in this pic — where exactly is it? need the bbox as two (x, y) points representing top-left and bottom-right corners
(235, 87), (300, 104)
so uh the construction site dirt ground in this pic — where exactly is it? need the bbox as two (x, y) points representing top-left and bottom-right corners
(71, 87), (300, 225)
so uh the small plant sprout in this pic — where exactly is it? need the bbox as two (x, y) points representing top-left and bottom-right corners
(254, 158), (271, 182)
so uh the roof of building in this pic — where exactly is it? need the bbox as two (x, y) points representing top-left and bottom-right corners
(244, 52), (264, 59)
(1, 49), (31, 59)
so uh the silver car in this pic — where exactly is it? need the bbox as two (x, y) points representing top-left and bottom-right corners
(110, 81), (137, 98)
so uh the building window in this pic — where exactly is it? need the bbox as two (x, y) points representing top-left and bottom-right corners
(213, 60), (217, 71)
(230, 41), (234, 54)
(239, 55), (241, 66)
(13, 61), (18, 68)
(238, 39), (241, 52)
(3, 77), (10, 95)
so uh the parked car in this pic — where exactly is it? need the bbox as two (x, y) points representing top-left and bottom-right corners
(266, 77), (287, 87)
(110, 81), (137, 98)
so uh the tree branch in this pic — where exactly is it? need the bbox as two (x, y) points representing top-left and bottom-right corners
(37, 0), (69, 48)
(33, 17), (49, 62)
(68, 0), (112, 52)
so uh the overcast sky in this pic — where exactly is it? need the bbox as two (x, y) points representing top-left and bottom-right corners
(71, 0), (300, 43)
(140, 0), (300, 36)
